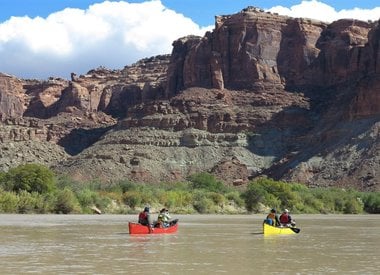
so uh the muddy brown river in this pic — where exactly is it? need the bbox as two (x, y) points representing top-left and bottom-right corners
(0, 214), (379, 274)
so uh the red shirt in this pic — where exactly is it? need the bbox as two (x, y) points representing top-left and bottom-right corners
(138, 211), (148, 223)
(280, 213), (290, 223)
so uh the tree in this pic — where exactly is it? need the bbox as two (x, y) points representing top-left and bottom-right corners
(188, 172), (226, 193)
(242, 182), (268, 212)
(1, 164), (56, 194)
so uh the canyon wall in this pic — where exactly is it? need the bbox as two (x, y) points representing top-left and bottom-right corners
(0, 7), (379, 190)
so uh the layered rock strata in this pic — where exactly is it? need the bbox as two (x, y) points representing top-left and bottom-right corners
(0, 7), (379, 190)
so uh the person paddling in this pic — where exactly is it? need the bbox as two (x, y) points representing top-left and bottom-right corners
(157, 208), (172, 228)
(264, 208), (280, 227)
(138, 206), (154, 232)
(280, 209), (296, 227)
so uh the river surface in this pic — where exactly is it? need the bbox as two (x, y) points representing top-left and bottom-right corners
(0, 214), (379, 274)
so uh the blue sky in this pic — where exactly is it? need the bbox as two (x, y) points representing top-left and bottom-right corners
(1, 0), (379, 27)
(0, 0), (379, 79)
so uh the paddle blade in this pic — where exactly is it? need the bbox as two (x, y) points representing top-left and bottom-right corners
(290, 227), (301, 233)
(170, 219), (179, 226)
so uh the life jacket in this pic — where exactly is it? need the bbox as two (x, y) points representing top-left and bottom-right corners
(267, 212), (276, 220)
(157, 213), (164, 222)
(156, 213), (167, 228)
(138, 211), (148, 223)
(280, 213), (289, 223)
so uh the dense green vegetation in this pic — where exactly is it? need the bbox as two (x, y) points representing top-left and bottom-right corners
(0, 164), (379, 214)
(242, 178), (376, 214)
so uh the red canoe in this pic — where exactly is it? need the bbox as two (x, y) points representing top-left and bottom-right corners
(128, 219), (179, 234)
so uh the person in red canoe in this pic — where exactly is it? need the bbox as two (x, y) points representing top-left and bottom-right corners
(138, 206), (153, 231)
(156, 208), (171, 228)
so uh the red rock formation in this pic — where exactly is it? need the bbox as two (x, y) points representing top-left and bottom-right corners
(347, 22), (380, 119)
(167, 8), (326, 92)
(0, 73), (25, 120)
(0, 8), (379, 191)
(302, 19), (372, 88)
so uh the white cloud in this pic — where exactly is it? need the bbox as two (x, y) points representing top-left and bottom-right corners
(0, 0), (211, 79)
(0, 0), (378, 80)
(268, 0), (380, 23)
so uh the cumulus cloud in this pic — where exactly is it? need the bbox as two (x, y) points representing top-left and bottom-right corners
(268, 0), (380, 23)
(0, 0), (379, 80)
(0, 0), (211, 79)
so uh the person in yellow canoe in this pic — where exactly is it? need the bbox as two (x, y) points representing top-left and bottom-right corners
(264, 208), (280, 226)
(279, 209), (296, 227)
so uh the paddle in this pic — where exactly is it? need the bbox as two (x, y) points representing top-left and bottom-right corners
(290, 227), (300, 233)
(170, 219), (179, 226)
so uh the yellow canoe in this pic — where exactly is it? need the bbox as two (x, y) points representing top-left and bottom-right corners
(263, 222), (300, 236)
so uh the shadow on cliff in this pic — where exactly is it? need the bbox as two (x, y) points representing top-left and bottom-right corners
(245, 70), (380, 180)
(246, 103), (315, 157)
(263, 116), (380, 181)
(249, 80), (380, 181)
(58, 126), (113, 156)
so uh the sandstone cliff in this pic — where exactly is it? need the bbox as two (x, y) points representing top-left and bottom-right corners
(0, 7), (379, 191)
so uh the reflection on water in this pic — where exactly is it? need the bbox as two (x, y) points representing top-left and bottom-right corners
(0, 214), (379, 274)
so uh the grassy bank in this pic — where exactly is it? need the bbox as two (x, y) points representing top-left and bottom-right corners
(0, 164), (379, 214)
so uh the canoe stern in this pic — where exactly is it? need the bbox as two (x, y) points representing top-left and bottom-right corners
(263, 223), (300, 236)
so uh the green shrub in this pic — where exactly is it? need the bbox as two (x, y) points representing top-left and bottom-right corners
(17, 190), (36, 213)
(123, 191), (143, 209)
(312, 188), (354, 213)
(289, 183), (309, 192)
(242, 181), (268, 212)
(16, 190), (52, 214)
(102, 191), (123, 203)
(193, 196), (214, 213)
(136, 186), (157, 204)
(242, 178), (302, 212)
(264, 193), (281, 210)
(106, 180), (137, 193)
(343, 197), (363, 214)
(241, 178), (371, 214)
(158, 181), (190, 191)
(76, 188), (98, 208)
(293, 192), (315, 213)
(361, 192), (380, 213)
(304, 193), (325, 212)
(157, 190), (193, 208)
(1, 164), (56, 194)
(83, 179), (103, 191)
(333, 196), (346, 212)
(310, 188), (364, 214)
(92, 193), (111, 211)
(188, 172), (226, 193)
(54, 188), (81, 214)
(0, 172), (5, 183)
(56, 174), (80, 191)
(38, 193), (56, 213)
(208, 192), (225, 206)
(0, 191), (18, 213)
(1, 169), (377, 215)
(225, 191), (245, 207)
(257, 178), (298, 209)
